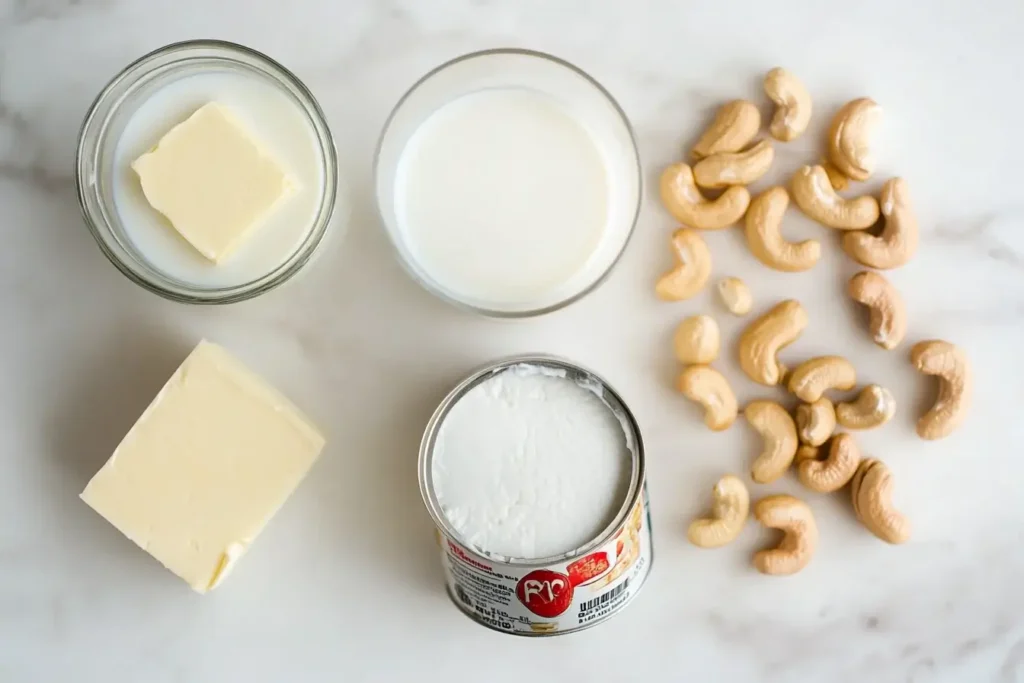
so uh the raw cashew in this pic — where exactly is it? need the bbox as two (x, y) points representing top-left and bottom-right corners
(791, 165), (879, 230)
(848, 271), (907, 350)
(738, 300), (808, 386)
(795, 397), (836, 447)
(787, 356), (857, 402)
(842, 178), (919, 269)
(851, 459), (911, 544)
(717, 277), (753, 315)
(655, 228), (712, 301)
(673, 315), (720, 364)
(822, 160), (850, 191)
(744, 187), (821, 272)
(693, 140), (774, 189)
(828, 98), (882, 182)
(764, 67), (811, 142)
(753, 495), (817, 576)
(910, 340), (971, 440)
(691, 100), (761, 159)
(678, 365), (738, 432)
(660, 163), (751, 230)
(687, 474), (749, 548)
(796, 433), (861, 493)
(744, 400), (798, 484)
(836, 385), (896, 430)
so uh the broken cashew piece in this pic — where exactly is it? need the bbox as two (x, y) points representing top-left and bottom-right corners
(828, 98), (882, 182)
(763, 67), (811, 142)
(655, 228), (712, 301)
(687, 474), (749, 548)
(851, 459), (911, 544)
(753, 495), (817, 576)
(848, 271), (907, 350)
(678, 365), (738, 432)
(791, 165), (880, 230)
(673, 315), (720, 364)
(822, 160), (850, 192)
(788, 356), (857, 402)
(738, 300), (808, 386)
(693, 140), (774, 189)
(843, 178), (919, 269)
(795, 397), (836, 447)
(744, 400), (798, 484)
(717, 277), (753, 315)
(660, 163), (751, 230)
(836, 385), (896, 430)
(797, 433), (861, 493)
(691, 99), (761, 159)
(744, 187), (821, 272)
(911, 340), (971, 440)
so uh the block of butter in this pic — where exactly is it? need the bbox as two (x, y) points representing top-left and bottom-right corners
(81, 340), (324, 593)
(132, 102), (296, 263)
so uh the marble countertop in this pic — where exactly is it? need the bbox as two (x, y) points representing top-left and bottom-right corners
(2, 1), (1022, 681)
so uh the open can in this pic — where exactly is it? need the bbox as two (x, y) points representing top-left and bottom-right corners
(418, 355), (654, 636)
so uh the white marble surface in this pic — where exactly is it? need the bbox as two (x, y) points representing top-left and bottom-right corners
(1, 1), (1022, 681)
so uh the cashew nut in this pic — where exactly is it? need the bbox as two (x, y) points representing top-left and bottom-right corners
(796, 433), (861, 493)
(822, 160), (850, 192)
(787, 356), (857, 402)
(687, 474), (749, 548)
(678, 365), (738, 431)
(655, 228), (712, 301)
(790, 165), (880, 230)
(744, 187), (821, 272)
(717, 277), (753, 316)
(828, 97), (882, 182)
(744, 400), (798, 484)
(848, 271), (907, 350)
(660, 163), (751, 230)
(794, 444), (819, 464)
(763, 67), (812, 142)
(753, 495), (817, 576)
(851, 458), (911, 544)
(795, 397), (836, 447)
(842, 178), (919, 269)
(693, 140), (774, 189)
(673, 315), (720, 364)
(911, 340), (971, 440)
(836, 385), (896, 430)
(737, 300), (808, 386)
(691, 100), (761, 159)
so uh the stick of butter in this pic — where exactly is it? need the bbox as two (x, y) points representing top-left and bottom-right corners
(81, 340), (324, 593)
(132, 102), (297, 263)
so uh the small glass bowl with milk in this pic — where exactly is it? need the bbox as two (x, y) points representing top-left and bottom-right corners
(375, 49), (642, 317)
(76, 40), (339, 304)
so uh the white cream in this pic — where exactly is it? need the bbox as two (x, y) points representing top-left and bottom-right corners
(431, 364), (633, 560)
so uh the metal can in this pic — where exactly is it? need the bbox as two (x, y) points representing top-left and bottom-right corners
(419, 355), (654, 636)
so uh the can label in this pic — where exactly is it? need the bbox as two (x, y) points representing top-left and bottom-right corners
(438, 485), (653, 635)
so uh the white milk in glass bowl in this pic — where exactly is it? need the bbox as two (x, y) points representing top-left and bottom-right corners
(375, 49), (642, 317)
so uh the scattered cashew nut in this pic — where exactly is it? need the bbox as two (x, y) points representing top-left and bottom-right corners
(764, 67), (811, 142)
(655, 228), (712, 301)
(851, 459), (911, 544)
(744, 187), (821, 272)
(693, 140), (774, 189)
(753, 495), (817, 576)
(795, 397), (836, 447)
(687, 474), (749, 548)
(717, 277), (753, 315)
(744, 400), (798, 484)
(828, 97), (882, 182)
(788, 356), (857, 402)
(836, 385), (896, 430)
(660, 163), (751, 230)
(673, 315), (720, 364)
(797, 433), (862, 493)
(910, 340), (971, 440)
(790, 165), (880, 230)
(848, 271), (907, 350)
(678, 365), (738, 432)
(692, 100), (761, 159)
(842, 177), (919, 269)
(738, 300), (808, 386)
(822, 160), (850, 192)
